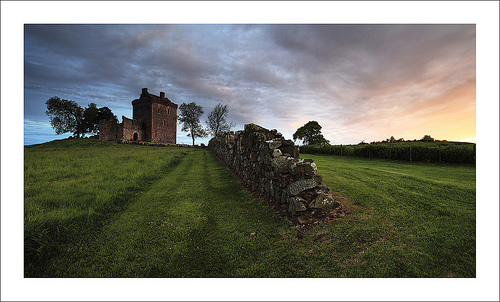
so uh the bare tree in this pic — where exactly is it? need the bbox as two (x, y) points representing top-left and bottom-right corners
(206, 103), (235, 137)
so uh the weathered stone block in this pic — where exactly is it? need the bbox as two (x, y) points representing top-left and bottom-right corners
(267, 140), (282, 149)
(291, 160), (317, 176)
(287, 178), (317, 196)
(315, 185), (329, 195)
(288, 196), (307, 215)
(280, 145), (299, 158)
(271, 156), (289, 173)
(310, 193), (335, 209)
(313, 174), (323, 185)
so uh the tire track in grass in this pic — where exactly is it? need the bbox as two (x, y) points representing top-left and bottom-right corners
(43, 150), (197, 277)
(45, 149), (241, 277)
(43, 149), (294, 277)
(166, 150), (235, 277)
(25, 148), (190, 277)
(174, 150), (291, 277)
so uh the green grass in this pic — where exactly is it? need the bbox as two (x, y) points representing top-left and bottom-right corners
(24, 139), (475, 277)
(303, 153), (476, 277)
(24, 139), (189, 274)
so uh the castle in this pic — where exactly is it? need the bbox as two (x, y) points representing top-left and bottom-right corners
(99, 88), (178, 143)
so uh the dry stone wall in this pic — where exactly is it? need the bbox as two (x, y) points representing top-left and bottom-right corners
(209, 124), (341, 223)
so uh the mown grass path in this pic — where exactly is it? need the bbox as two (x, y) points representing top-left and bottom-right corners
(39, 149), (292, 277)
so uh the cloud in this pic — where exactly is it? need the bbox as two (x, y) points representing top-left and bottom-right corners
(24, 24), (476, 145)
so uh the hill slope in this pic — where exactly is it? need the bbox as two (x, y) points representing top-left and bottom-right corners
(24, 139), (475, 277)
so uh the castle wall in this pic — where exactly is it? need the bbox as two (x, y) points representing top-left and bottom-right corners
(151, 102), (177, 144)
(122, 116), (144, 141)
(132, 101), (152, 141)
(99, 119), (123, 141)
(208, 124), (342, 223)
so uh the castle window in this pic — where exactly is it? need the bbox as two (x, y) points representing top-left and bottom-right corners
(163, 119), (167, 126)
(168, 108), (170, 115)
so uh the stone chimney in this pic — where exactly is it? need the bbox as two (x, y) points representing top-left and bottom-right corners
(141, 88), (148, 96)
(160, 92), (165, 100)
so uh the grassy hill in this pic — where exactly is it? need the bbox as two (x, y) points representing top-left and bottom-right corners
(24, 139), (475, 277)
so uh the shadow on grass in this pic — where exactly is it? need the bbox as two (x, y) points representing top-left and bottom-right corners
(24, 152), (189, 277)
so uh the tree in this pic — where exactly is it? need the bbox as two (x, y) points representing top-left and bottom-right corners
(83, 103), (118, 136)
(46, 97), (118, 138)
(178, 102), (207, 146)
(97, 106), (118, 124)
(45, 96), (85, 138)
(82, 103), (99, 135)
(420, 135), (435, 142)
(206, 103), (235, 136)
(293, 121), (330, 146)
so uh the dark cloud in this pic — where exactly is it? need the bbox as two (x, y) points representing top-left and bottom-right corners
(24, 24), (476, 145)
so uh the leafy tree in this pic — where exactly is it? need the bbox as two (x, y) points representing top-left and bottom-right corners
(46, 97), (118, 138)
(45, 96), (85, 138)
(97, 106), (118, 124)
(293, 121), (330, 146)
(421, 135), (435, 142)
(83, 103), (118, 136)
(82, 103), (99, 135)
(206, 103), (235, 136)
(178, 102), (207, 146)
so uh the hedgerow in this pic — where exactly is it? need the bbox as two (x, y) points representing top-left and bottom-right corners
(299, 142), (475, 165)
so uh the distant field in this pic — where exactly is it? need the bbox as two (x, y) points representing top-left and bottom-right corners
(300, 141), (476, 165)
(24, 139), (475, 277)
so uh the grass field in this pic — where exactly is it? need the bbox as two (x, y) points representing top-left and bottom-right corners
(24, 139), (475, 277)
(305, 153), (476, 277)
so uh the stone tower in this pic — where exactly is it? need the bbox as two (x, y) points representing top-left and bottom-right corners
(131, 88), (178, 144)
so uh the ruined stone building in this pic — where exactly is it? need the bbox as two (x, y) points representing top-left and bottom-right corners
(99, 88), (178, 143)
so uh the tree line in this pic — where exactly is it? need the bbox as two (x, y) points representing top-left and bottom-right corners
(45, 96), (234, 145)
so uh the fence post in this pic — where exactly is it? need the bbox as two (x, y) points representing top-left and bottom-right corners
(409, 144), (412, 162)
(439, 144), (442, 163)
(340, 144), (343, 156)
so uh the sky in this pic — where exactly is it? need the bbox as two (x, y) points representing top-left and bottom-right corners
(23, 23), (476, 146)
